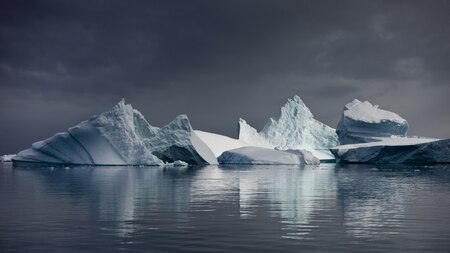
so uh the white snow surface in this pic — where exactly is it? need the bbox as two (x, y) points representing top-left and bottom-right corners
(194, 130), (248, 157)
(330, 137), (450, 164)
(344, 99), (406, 123)
(218, 147), (320, 165)
(0, 154), (16, 162)
(336, 99), (409, 144)
(13, 99), (217, 166)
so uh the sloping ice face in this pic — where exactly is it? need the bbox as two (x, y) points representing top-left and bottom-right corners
(13, 99), (217, 166)
(136, 113), (217, 165)
(239, 95), (339, 150)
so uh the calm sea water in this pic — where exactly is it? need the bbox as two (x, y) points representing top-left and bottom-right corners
(1, 162), (450, 252)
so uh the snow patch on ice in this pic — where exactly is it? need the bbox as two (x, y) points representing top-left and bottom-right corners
(336, 99), (409, 144)
(344, 99), (406, 124)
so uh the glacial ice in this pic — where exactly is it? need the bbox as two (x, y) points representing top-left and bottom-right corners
(10, 95), (449, 166)
(218, 147), (320, 165)
(194, 130), (249, 157)
(336, 99), (409, 145)
(238, 95), (338, 160)
(163, 160), (189, 167)
(0, 154), (16, 162)
(331, 137), (450, 164)
(13, 99), (217, 166)
(331, 100), (450, 164)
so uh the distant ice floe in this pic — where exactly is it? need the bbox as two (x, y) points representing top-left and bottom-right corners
(218, 146), (319, 165)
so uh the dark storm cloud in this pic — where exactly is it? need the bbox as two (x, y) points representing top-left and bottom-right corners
(1, 0), (450, 154)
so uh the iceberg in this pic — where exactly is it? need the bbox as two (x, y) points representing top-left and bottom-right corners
(218, 147), (320, 165)
(13, 99), (217, 166)
(336, 99), (409, 145)
(238, 95), (338, 160)
(330, 137), (449, 164)
(163, 160), (189, 167)
(0, 154), (16, 162)
(332, 99), (450, 163)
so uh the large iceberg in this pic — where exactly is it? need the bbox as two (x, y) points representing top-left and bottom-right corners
(331, 137), (449, 164)
(238, 95), (338, 161)
(218, 147), (319, 165)
(332, 99), (450, 164)
(13, 99), (217, 166)
(336, 99), (409, 145)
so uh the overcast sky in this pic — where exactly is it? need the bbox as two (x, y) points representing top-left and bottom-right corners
(1, 0), (450, 154)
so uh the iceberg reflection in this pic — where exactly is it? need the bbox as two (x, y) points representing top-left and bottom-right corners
(9, 163), (448, 247)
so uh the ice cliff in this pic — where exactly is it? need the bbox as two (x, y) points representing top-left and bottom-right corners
(13, 99), (217, 166)
(330, 137), (449, 164)
(336, 99), (409, 145)
(238, 95), (339, 152)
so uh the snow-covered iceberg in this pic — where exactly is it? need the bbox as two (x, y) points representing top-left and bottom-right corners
(218, 147), (319, 165)
(336, 99), (409, 145)
(13, 100), (217, 166)
(238, 95), (338, 161)
(331, 137), (449, 164)
(332, 99), (450, 164)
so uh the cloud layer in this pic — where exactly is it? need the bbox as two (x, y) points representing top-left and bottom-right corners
(1, 0), (450, 153)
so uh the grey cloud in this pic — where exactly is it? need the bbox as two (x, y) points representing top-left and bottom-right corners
(0, 0), (449, 154)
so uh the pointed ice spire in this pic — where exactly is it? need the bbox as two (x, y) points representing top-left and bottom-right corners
(239, 95), (339, 150)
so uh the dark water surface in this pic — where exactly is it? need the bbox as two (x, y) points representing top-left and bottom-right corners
(1, 163), (450, 252)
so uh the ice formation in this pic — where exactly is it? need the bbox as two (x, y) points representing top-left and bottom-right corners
(218, 147), (319, 165)
(336, 99), (409, 145)
(13, 100), (217, 166)
(0, 154), (16, 162)
(10, 95), (449, 166)
(194, 130), (249, 157)
(163, 160), (189, 167)
(238, 96), (339, 159)
(330, 137), (450, 164)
